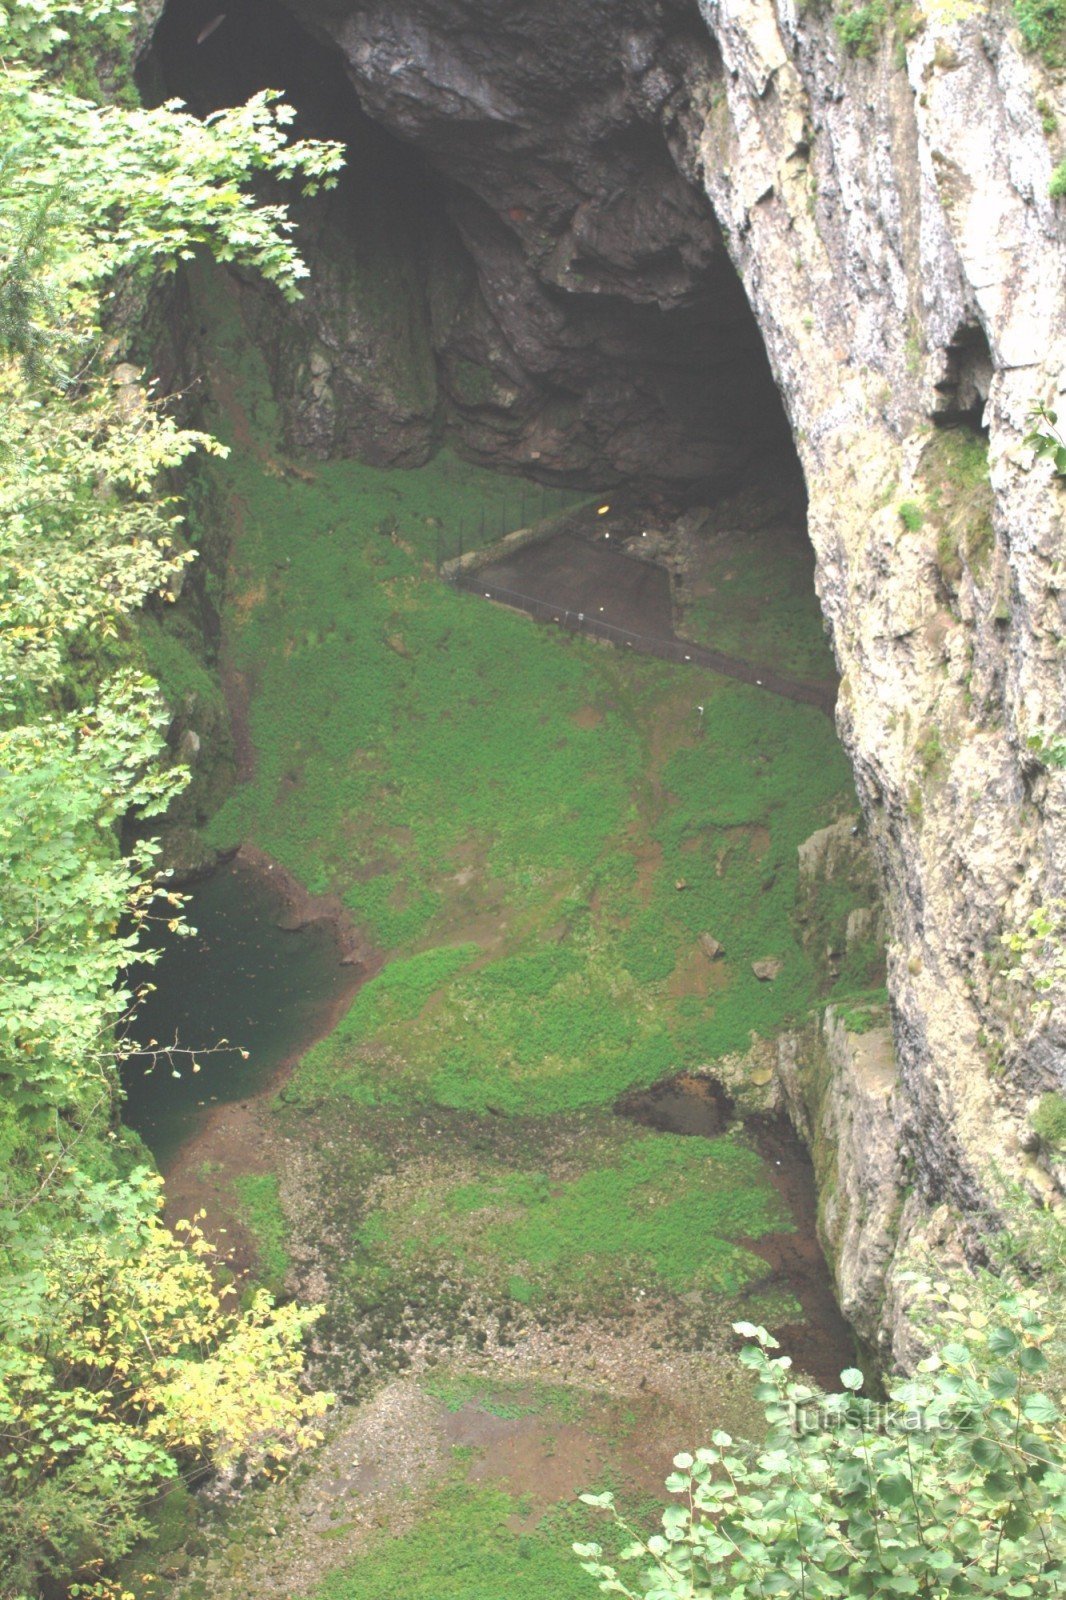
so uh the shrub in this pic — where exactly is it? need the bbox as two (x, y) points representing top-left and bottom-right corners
(898, 499), (924, 531)
(1032, 1091), (1066, 1151)
(1014, 0), (1066, 66)
(834, 1), (886, 55)
(576, 1293), (1065, 1600)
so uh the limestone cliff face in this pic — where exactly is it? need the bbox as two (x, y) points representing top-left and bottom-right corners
(682, 0), (1065, 1225)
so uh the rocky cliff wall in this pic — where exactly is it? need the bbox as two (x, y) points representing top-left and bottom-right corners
(683, 0), (1064, 1231)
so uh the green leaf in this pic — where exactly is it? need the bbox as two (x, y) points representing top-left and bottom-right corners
(1002, 1507), (1032, 1540)
(876, 1474), (912, 1507)
(971, 1436), (1006, 1468)
(1021, 1394), (1058, 1425)
(988, 1368), (1018, 1399)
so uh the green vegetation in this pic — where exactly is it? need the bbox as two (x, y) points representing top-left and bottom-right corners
(421, 1371), (586, 1419)
(836, 987), (890, 1032)
(0, 5), (343, 1593)
(164, 244), (870, 1430)
(1025, 401), (1066, 474)
(678, 521), (837, 680)
(315, 1480), (595, 1600)
(1003, 900), (1066, 998)
(1015, 0), (1066, 65)
(186, 266), (864, 1140)
(834, 1), (886, 57)
(1026, 730), (1066, 770)
(921, 425), (994, 591)
(577, 1290), (1065, 1600)
(918, 724), (945, 774)
(233, 1172), (292, 1296)
(349, 1128), (787, 1313)
(1050, 160), (1066, 197)
(898, 499), (924, 531)
(1032, 1091), (1066, 1151)
(282, 675), (856, 1116)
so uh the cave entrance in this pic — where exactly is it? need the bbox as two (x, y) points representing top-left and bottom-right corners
(144, 0), (802, 484)
(144, 0), (833, 684)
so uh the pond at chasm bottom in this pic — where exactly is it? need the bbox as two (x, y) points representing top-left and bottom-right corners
(122, 854), (355, 1170)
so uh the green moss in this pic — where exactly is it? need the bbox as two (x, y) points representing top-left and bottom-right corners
(296, 944), (480, 1097)
(307, 1104), (798, 1363)
(232, 1172), (291, 1296)
(1037, 98), (1059, 137)
(470, 1134), (783, 1296)
(1032, 1092), (1066, 1151)
(138, 616), (225, 718)
(421, 1372), (587, 1423)
(312, 1481), (595, 1600)
(285, 680), (853, 1117)
(836, 989), (889, 1034)
(922, 427), (994, 591)
(918, 726), (944, 774)
(450, 357), (498, 407)
(201, 443), (599, 944)
(177, 259), (863, 1401)
(344, 1126), (788, 1315)
(186, 274), (856, 1119)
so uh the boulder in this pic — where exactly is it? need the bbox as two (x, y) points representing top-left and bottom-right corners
(752, 957), (783, 981)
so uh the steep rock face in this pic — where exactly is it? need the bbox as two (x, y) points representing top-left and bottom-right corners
(283, 0), (779, 483)
(152, 0), (794, 485)
(682, 1), (1064, 1234)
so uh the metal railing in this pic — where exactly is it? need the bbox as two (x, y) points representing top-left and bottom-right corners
(434, 488), (591, 573)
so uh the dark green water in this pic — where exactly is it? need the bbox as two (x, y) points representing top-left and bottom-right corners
(122, 856), (354, 1168)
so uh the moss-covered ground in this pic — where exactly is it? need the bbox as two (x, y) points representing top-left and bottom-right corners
(676, 519), (837, 680)
(312, 1478), (600, 1600)
(232, 1172), (291, 1297)
(150, 263), (874, 1599)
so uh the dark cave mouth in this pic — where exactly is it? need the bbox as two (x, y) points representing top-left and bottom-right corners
(143, 0), (807, 504)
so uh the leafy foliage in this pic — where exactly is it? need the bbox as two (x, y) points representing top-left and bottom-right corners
(1024, 403), (1066, 476)
(1002, 900), (1066, 1001)
(0, 1170), (327, 1593)
(576, 1291), (1065, 1599)
(0, 2), (342, 1592)
(1014, 0), (1066, 65)
(834, 1), (887, 56)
